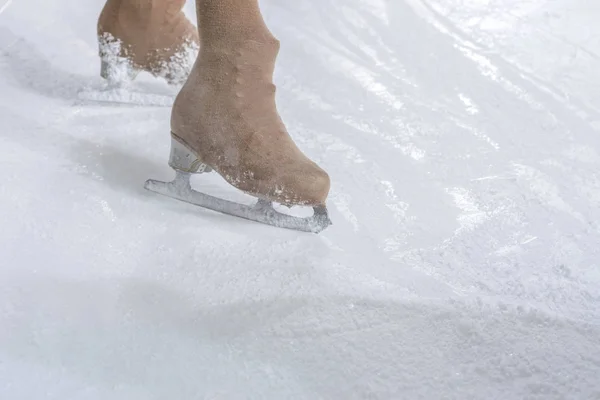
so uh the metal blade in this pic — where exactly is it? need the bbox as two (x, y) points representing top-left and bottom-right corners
(144, 171), (332, 233)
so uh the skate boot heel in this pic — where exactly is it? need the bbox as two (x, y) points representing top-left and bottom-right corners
(168, 136), (213, 174)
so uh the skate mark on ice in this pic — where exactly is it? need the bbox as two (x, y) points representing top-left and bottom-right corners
(0, 0), (13, 17)
(0, 30), (88, 100)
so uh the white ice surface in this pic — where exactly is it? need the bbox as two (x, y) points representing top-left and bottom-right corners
(1, 0), (600, 398)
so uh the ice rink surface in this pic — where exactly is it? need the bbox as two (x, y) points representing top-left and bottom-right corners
(1, 0), (599, 398)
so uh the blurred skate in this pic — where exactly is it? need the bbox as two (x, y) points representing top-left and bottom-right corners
(82, 0), (199, 106)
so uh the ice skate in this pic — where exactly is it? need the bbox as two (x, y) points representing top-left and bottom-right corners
(144, 0), (332, 233)
(96, 0), (199, 87)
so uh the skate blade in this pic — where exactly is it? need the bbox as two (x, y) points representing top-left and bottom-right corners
(77, 87), (174, 107)
(144, 171), (332, 234)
